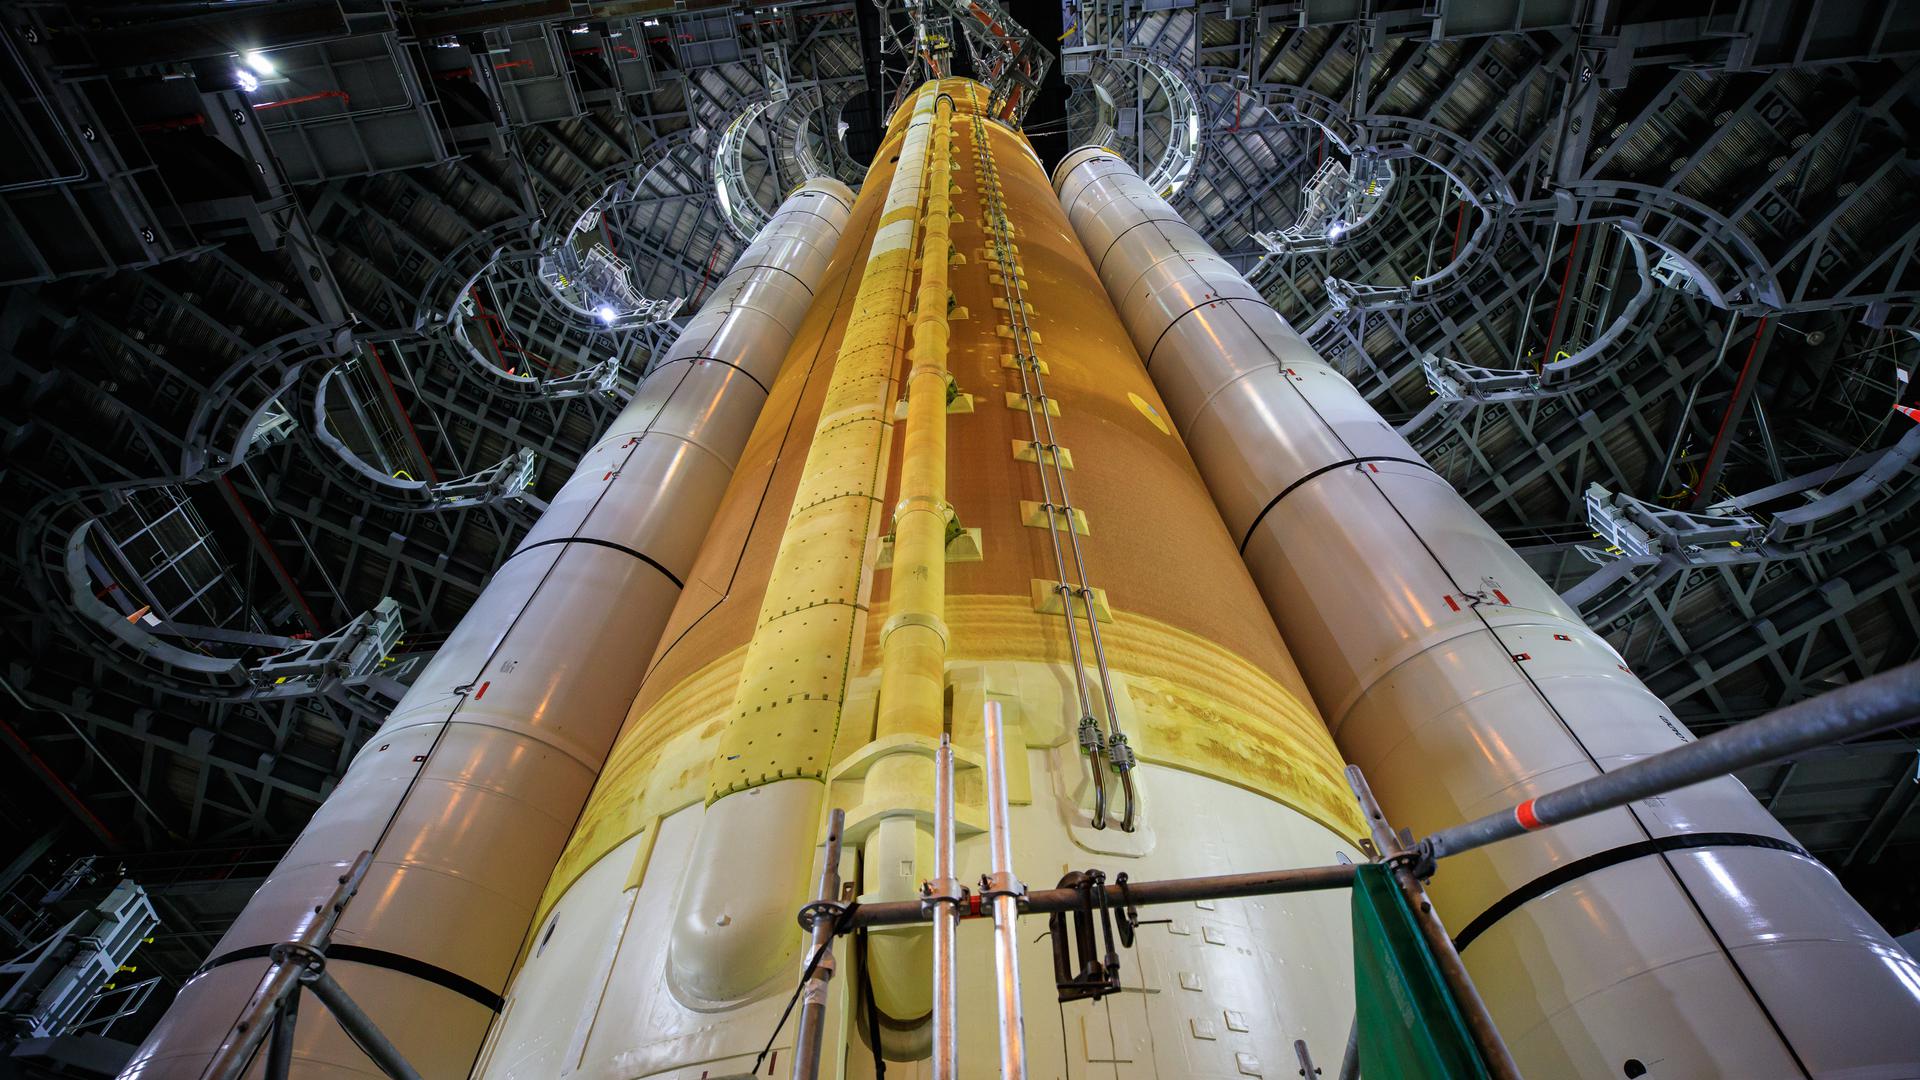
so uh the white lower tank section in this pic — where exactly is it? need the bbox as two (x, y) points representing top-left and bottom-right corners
(477, 754), (1360, 1079)
(1053, 146), (1920, 1078)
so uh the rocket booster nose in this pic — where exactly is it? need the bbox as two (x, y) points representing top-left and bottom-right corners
(666, 779), (827, 1006)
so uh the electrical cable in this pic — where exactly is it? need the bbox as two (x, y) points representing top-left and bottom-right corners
(749, 901), (861, 1074)
(855, 927), (886, 1077)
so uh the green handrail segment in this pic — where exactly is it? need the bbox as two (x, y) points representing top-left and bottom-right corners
(1350, 863), (1493, 1079)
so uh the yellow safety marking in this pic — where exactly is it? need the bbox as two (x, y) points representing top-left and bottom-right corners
(1129, 391), (1172, 435)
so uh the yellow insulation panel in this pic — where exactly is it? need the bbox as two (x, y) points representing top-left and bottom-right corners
(529, 592), (1365, 935)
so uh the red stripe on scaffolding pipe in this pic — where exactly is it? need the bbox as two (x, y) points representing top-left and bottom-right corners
(1540, 223), (1583, 369)
(365, 343), (441, 484)
(1689, 316), (1771, 505)
(219, 475), (322, 631)
(0, 713), (123, 847)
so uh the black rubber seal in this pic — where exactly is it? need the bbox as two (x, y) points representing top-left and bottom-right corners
(1452, 832), (1812, 952)
(196, 943), (505, 1012)
(510, 536), (684, 589)
(1236, 456), (1434, 553)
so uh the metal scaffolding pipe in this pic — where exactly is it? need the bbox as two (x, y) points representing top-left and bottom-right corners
(199, 852), (372, 1080)
(1429, 659), (1920, 859)
(928, 735), (958, 1080)
(982, 701), (1027, 1080)
(301, 972), (422, 1080)
(846, 862), (1359, 928)
(263, 992), (297, 1080)
(199, 963), (302, 1080)
(790, 809), (846, 1080)
(1348, 767), (1520, 1080)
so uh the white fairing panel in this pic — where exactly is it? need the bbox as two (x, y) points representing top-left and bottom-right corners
(119, 179), (853, 1080)
(1054, 147), (1920, 1078)
(478, 756), (1362, 1080)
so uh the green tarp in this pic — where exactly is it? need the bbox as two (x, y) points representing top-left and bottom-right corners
(1350, 863), (1493, 1079)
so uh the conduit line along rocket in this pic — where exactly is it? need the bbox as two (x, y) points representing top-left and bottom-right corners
(119, 178), (852, 1078)
(1054, 145), (1920, 1077)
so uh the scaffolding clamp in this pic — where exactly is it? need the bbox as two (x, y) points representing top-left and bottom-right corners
(796, 898), (851, 934)
(919, 874), (967, 917)
(1111, 871), (1141, 948)
(1384, 836), (1438, 882)
(976, 869), (1025, 904)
